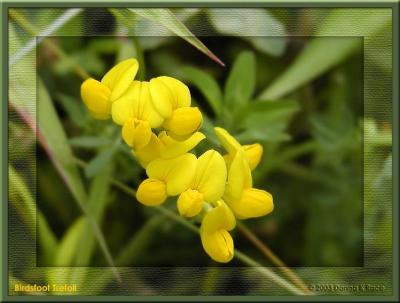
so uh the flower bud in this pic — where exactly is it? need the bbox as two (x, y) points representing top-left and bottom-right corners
(177, 189), (204, 217)
(136, 178), (167, 206)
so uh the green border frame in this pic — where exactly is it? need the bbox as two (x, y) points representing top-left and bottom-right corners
(2, 1), (399, 302)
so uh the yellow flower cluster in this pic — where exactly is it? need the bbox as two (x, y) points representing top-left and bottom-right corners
(81, 58), (274, 263)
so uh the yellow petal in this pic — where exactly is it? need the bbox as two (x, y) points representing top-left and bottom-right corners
(201, 200), (236, 233)
(101, 58), (139, 101)
(243, 143), (263, 170)
(139, 81), (164, 128)
(122, 118), (152, 149)
(149, 77), (174, 118)
(214, 127), (242, 155)
(158, 76), (191, 108)
(159, 131), (205, 159)
(111, 81), (140, 125)
(136, 178), (167, 206)
(80, 78), (112, 119)
(200, 229), (234, 263)
(134, 132), (164, 168)
(224, 151), (252, 203)
(192, 150), (227, 202)
(230, 188), (274, 219)
(177, 189), (204, 217)
(200, 201), (235, 263)
(146, 153), (197, 196)
(163, 107), (203, 138)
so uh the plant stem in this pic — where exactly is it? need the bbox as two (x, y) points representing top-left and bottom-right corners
(9, 9), (90, 80)
(237, 222), (312, 295)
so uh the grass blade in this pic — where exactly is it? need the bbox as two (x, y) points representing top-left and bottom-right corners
(128, 8), (224, 66)
(37, 78), (119, 281)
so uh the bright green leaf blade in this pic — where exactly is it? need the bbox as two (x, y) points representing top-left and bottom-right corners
(58, 94), (89, 128)
(69, 136), (112, 149)
(37, 78), (119, 280)
(259, 8), (391, 100)
(224, 51), (255, 110)
(181, 66), (222, 115)
(207, 8), (287, 57)
(128, 8), (224, 66)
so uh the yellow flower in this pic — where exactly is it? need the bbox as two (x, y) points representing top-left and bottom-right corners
(200, 200), (236, 263)
(149, 76), (203, 138)
(134, 131), (205, 168)
(224, 150), (273, 219)
(215, 127), (263, 170)
(177, 150), (227, 217)
(136, 153), (197, 206)
(81, 58), (138, 119)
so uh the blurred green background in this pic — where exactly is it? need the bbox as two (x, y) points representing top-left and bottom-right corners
(8, 7), (393, 296)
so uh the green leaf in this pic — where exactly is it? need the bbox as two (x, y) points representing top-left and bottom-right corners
(181, 66), (222, 115)
(84, 148), (115, 178)
(69, 136), (112, 148)
(224, 51), (255, 110)
(207, 8), (287, 57)
(127, 8), (224, 66)
(259, 8), (391, 99)
(57, 94), (88, 128)
(38, 78), (119, 280)
(236, 100), (300, 142)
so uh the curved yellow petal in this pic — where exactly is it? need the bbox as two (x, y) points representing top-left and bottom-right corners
(201, 229), (234, 263)
(243, 143), (263, 171)
(163, 107), (203, 138)
(159, 131), (205, 159)
(224, 151), (252, 202)
(201, 200), (236, 233)
(149, 77), (174, 118)
(101, 58), (139, 101)
(139, 81), (164, 128)
(177, 189), (204, 217)
(214, 127), (242, 155)
(230, 188), (274, 219)
(80, 78), (112, 119)
(192, 150), (227, 202)
(122, 118), (152, 149)
(136, 178), (167, 206)
(111, 81), (140, 125)
(200, 201), (235, 263)
(146, 153), (197, 196)
(158, 76), (191, 108)
(134, 132), (164, 168)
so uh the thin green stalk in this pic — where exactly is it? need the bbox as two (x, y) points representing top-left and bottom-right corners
(237, 222), (312, 295)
